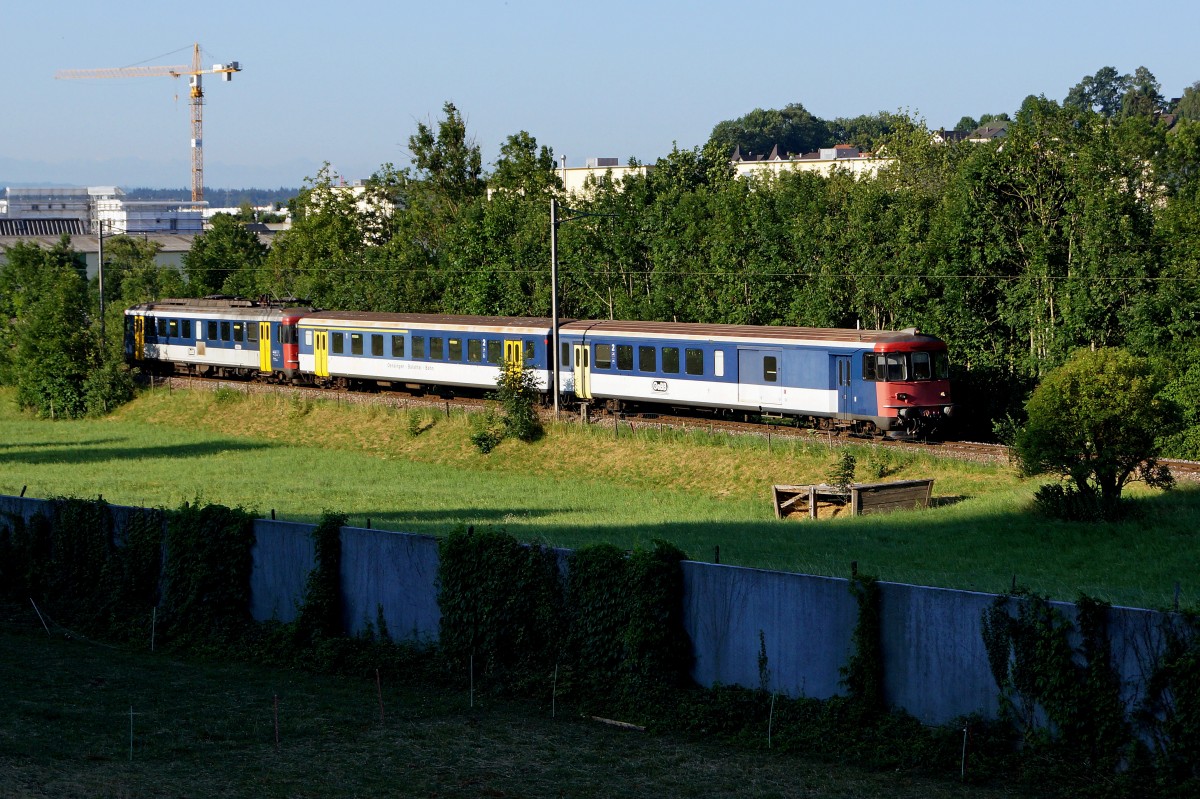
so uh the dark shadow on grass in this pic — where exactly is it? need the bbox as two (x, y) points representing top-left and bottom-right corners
(325, 484), (1200, 609)
(0, 438), (127, 451)
(320, 508), (568, 526)
(0, 439), (273, 466)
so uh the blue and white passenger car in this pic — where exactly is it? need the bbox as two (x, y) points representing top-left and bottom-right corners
(295, 311), (555, 393)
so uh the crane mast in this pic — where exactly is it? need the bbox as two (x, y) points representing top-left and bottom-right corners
(56, 43), (241, 202)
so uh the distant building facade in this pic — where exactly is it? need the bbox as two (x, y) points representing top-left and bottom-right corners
(559, 157), (655, 195)
(0, 185), (204, 235)
(730, 144), (890, 180)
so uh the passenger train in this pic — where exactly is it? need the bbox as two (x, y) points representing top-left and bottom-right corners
(125, 297), (955, 437)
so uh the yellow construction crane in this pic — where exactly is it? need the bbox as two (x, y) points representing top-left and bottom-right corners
(56, 43), (242, 202)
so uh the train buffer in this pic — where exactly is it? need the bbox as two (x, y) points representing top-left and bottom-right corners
(772, 479), (934, 520)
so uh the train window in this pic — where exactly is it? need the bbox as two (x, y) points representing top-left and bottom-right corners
(332, 332), (344, 354)
(468, 339), (482, 362)
(220, 321), (231, 341)
(934, 352), (950, 379)
(882, 354), (906, 381)
(207, 321), (218, 340)
(911, 352), (932, 380)
(524, 340), (535, 362)
(662, 347), (680, 374)
(168, 319), (178, 337)
(715, 350), (725, 377)
(413, 336), (426, 359)
(863, 354), (877, 381)
(449, 338), (462, 361)
(392, 335), (405, 358)
(348, 333), (361, 355)
(486, 339), (502, 364)
(281, 326), (294, 345)
(431, 337), (444, 360)
(764, 356), (778, 383)
(248, 323), (258, 343)
(639, 346), (656, 372)
(372, 334), (384, 357)
(561, 342), (571, 370)
(182, 320), (192, 339)
(158, 318), (168, 337)
(616, 345), (633, 371)
(233, 322), (244, 342)
(686, 348), (704, 376)
(595, 344), (612, 370)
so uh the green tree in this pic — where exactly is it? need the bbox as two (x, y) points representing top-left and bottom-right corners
(265, 164), (384, 307)
(489, 131), (561, 194)
(13, 259), (92, 418)
(1014, 348), (1178, 516)
(1176, 80), (1200, 121)
(824, 111), (899, 149)
(184, 213), (269, 296)
(1065, 66), (1130, 118)
(408, 101), (485, 214)
(955, 116), (979, 132)
(1119, 66), (1165, 120)
(709, 102), (829, 158)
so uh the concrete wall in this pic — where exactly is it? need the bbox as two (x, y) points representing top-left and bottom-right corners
(682, 562), (856, 700)
(339, 527), (441, 642)
(0, 494), (1174, 727)
(249, 520), (316, 624)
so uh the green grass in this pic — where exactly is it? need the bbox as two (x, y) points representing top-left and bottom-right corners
(1, 386), (1198, 609)
(0, 622), (1031, 799)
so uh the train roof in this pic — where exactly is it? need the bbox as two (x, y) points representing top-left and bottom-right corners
(296, 311), (563, 332)
(559, 319), (945, 345)
(127, 297), (314, 316)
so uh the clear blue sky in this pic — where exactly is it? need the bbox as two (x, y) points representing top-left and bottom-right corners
(3, 0), (1198, 190)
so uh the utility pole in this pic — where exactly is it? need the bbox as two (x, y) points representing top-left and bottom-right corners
(550, 198), (561, 417)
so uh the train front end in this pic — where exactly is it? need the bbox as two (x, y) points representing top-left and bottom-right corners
(866, 335), (955, 438)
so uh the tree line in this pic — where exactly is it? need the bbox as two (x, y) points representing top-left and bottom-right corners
(4, 70), (1200, 461)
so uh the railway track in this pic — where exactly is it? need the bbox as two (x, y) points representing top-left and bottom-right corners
(150, 375), (1198, 480)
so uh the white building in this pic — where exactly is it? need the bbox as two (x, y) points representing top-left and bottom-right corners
(559, 157), (655, 196)
(91, 187), (204, 235)
(731, 145), (890, 180)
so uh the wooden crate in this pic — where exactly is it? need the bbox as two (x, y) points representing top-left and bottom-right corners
(772, 479), (933, 519)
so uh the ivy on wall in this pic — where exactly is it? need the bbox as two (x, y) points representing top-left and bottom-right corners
(0, 498), (165, 641)
(437, 528), (564, 694)
(293, 511), (348, 645)
(159, 501), (255, 649)
(841, 572), (884, 715)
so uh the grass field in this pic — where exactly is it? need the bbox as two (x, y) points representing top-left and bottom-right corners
(0, 621), (1029, 799)
(1, 385), (1198, 609)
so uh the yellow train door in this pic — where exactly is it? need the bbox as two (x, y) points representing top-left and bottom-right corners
(314, 331), (329, 377)
(503, 339), (524, 374)
(133, 316), (145, 360)
(573, 344), (591, 399)
(258, 321), (272, 372)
